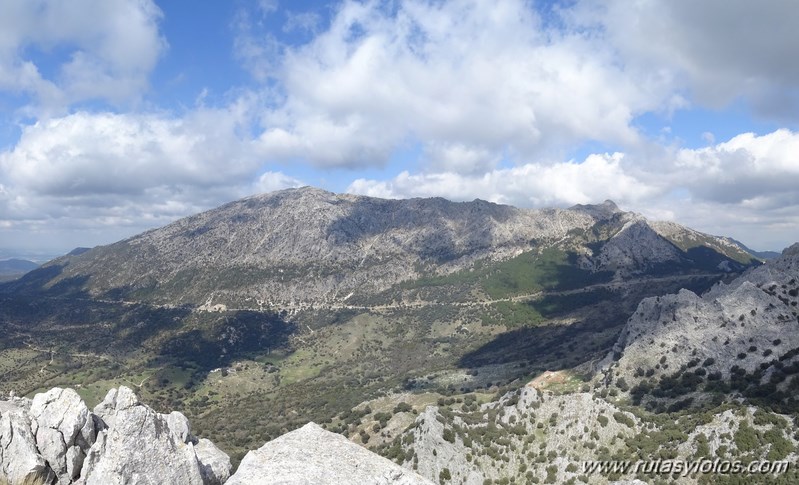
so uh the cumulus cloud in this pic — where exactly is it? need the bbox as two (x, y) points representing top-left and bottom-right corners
(570, 0), (799, 118)
(348, 152), (657, 207)
(1, 109), (257, 197)
(2, 0), (797, 254)
(0, 0), (166, 114)
(252, 0), (672, 168)
(0, 106), (302, 238)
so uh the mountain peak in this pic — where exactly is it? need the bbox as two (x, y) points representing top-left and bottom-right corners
(783, 242), (799, 257)
(568, 199), (623, 220)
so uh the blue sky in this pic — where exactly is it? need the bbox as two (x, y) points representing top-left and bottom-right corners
(1, 0), (798, 260)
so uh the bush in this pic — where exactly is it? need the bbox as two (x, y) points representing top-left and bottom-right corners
(613, 412), (634, 428)
(439, 468), (452, 481)
(393, 402), (413, 414)
(734, 422), (759, 453)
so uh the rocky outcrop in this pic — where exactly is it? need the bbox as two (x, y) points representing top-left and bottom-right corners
(0, 387), (230, 485)
(593, 218), (683, 274)
(0, 397), (56, 485)
(604, 243), (799, 392)
(29, 388), (96, 484)
(227, 422), (433, 485)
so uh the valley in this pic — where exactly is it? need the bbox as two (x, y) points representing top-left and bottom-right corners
(2, 188), (794, 484)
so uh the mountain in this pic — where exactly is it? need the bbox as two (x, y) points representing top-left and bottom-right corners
(0, 187), (766, 465)
(0, 258), (39, 282)
(729, 238), (782, 260)
(5, 187), (758, 307)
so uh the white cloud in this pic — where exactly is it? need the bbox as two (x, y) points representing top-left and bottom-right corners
(0, 0), (166, 114)
(251, 0), (672, 168)
(253, 171), (305, 193)
(1, 109), (257, 197)
(570, 0), (799, 118)
(0, 105), (301, 240)
(348, 152), (657, 207)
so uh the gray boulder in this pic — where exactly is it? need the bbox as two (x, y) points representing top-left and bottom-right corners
(195, 438), (232, 485)
(80, 386), (230, 485)
(227, 422), (433, 485)
(1, 386), (231, 485)
(29, 388), (95, 483)
(0, 400), (56, 485)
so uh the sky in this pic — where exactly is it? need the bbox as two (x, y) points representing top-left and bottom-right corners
(0, 0), (798, 260)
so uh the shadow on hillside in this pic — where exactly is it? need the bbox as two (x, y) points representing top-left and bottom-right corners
(159, 310), (297, 371)
(458, 316), (622, 371)
(0, 263), (94, 299)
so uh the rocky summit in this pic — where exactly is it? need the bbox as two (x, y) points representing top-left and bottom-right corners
(602, 243), (799, 413)
(228, 422), (433, 485)
(0, 386), (231, 485)
(0, 386), (434, 485)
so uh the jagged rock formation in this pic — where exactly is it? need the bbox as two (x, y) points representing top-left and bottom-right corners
(0, 387), (230, 485)
(602, 243), (799, 408)
(227, 422), (433, 485)
(5, 187), (756, 308)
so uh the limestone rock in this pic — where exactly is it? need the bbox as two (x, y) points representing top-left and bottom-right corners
(606, 243), (799, 388)
(0, 401), (56, 485)
(194, 438), (232, 485)
(227, 422), (433, 485)
(30, 387), (94, 481)
(80, 386), (206, 485)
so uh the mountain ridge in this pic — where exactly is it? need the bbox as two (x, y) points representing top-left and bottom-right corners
(3, 187), (760, 309)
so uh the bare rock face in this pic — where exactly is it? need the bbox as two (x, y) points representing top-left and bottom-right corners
(227, 422), (433, 485)
(594, 219), (683, 273)
(403, 388), (639, 484)
(29, 388), (95, 483)
(0, 399), (56, 485)
(605, 243), (799, 388)
(0, 386), (230, 485)
(81, 386), (230, 485)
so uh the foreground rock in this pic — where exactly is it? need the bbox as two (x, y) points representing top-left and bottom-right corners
(227, 422), (434, 485)
(0, 386), (230, 485)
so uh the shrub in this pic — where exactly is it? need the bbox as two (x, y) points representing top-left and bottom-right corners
(393, 402), (413, 414)
(613, 412), (634, 428)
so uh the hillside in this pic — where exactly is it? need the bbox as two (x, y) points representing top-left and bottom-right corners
(601, 244), (799, 414)
(0, 259), (39, 282)
(0, 188), (763, 464)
